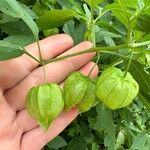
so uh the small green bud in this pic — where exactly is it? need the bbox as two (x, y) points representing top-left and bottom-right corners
(64, 72), (96, 112)
(26, 83), (64, 131)
(96, 67), (139, 110)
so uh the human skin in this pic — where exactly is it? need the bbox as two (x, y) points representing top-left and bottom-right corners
(0, 34), (99, 150)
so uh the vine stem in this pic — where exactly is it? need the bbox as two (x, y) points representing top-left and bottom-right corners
(36, 40), (43, 63)
(87, 6), (97, 77)
(44, 44), (127, 65)
(132, 40), (150, 47)
(36, 39), (47, 83)
(124, 50), (133, 77)
(88, 52), (100, 77)
(24, 50), (41, 63)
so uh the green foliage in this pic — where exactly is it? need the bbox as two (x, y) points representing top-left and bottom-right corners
(0, 0), (39, 38)
(0, 41), (24, 60)
(46, 136), (67, 149)
(37, 9), (76, 30)
(129, 61), (150, 111)
(0, 0), (150, 149)
(84, 0), (103, 9)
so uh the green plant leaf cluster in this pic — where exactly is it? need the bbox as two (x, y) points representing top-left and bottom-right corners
(0, 0), (150, 149)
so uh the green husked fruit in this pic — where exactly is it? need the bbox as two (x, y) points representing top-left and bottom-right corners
(26, 83), (64, 131)
(64, 72), (96, 112)
(96, 67), (139, 110)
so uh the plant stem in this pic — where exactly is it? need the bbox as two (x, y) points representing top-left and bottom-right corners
(133, 48), (150, 54)
(45, 44), (127, 65)
(88, 52), (100, 77)
(132, 40), (150, 47)
(124, 51), (133, 77)
(37, 40), (43, 62)
(24, 49), (41, 64)
(36, 39), (47, 83)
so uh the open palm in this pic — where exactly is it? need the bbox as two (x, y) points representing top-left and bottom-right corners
(0, 34), (98, 150)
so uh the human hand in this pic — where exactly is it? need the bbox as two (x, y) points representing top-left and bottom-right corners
(0, 34), (98, 150)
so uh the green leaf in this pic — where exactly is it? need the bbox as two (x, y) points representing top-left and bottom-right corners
(32, 0), (49, 16)
(0, 0), (39, 38)
(43, 28), (59, 37)
(96, 28), (121, 43)
(136, 15), (150, 32)
(129, 61), (150, 111)
(106, 0), (138, 28)
(0, 21), (33, 35)
(0, 14), (19, 24)
(67, 137), (86, 150)
(69, 0), (85, 15)
(63, 20), (86, 45)
(139, 93), (150, 111)
(37, 9), (76, 30)
(84, 0), (103, 9)
(3, 34), (35, 46)
(0, 1), (18, 18)
(0, 41), (24, 60)
(95, 105), (116, 150)
(57, 0), (72, 8)
(131, 132), (150, 150)
(47, 136), (67, 149)
(92, 142), (99, 150)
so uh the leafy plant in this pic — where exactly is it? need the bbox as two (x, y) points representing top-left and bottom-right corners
(0, 0), (150, 149)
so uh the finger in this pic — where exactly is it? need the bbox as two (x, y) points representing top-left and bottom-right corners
(0, 34), (73, 91)
(5, 42), (94, 111)
(21, 108), (78, 150)
(16, 62), (99, 132)
(0, 91), (22, 141)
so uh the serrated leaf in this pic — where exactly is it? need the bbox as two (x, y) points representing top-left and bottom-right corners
(0, 41), (24, 60)
(67, 137), (86, 150)
(106, 3), (132, 28)
(37, 9), (76, 30)
(95, 105), (116, 150)
(63, 20), (86, 44)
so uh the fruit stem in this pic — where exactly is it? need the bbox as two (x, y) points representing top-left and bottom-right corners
(124, 51), (133, 77)
(36, 39), (47, 83)
(24, 49), (41, 64)
(88, 52), (100, 77)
